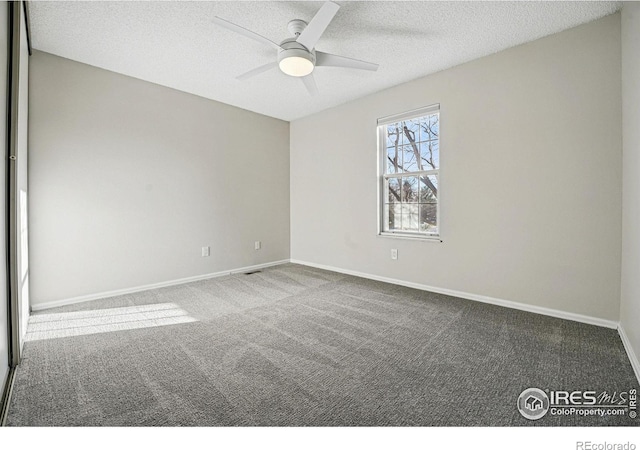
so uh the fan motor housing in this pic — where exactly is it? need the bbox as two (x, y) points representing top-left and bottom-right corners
(287, 19), (308, 37)
(277, 38), (316, 64)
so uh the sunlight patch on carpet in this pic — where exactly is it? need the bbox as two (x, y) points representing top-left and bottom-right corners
(25, 303), (197, 341)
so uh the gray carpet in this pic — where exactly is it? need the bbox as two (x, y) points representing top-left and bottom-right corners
(6, 264), (639, 426)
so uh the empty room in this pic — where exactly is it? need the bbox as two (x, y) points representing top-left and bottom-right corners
(0, 0), (639, 443)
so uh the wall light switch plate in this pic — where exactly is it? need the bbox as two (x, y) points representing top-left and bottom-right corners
(391, 249), (398, 260)
(255, 241), (261, 250)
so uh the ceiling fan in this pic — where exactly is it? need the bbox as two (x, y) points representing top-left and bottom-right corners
(212, 1), (379, 96)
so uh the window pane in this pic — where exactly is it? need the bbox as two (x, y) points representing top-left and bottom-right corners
(402, 145), (419, 172)
(402, 119), (419, 144)
(419, 119), (430, 142)
(419, 175), (438, 202)
(401, 177), (419, 202)
(383, 204), (389, 231)
(429, 114), (439, 139)
(420, 203), (437, 233)
(386, 147), (401, 174)
(385, 203), (401, 231)
(397, 123), (406, 146)
(420, 141), (439, 170)
(401, 204), (419, 231)
(387, 177), (400, 203)
(386, 124), (402, 148)
(385, 134), (395, 149)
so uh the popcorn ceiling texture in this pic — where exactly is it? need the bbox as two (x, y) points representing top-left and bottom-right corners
(29, 1), (621, 121)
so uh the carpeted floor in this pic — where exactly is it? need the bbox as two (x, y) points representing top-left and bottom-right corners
(6, 263), (639, 426)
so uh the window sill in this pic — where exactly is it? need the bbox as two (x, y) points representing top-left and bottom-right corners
(377, 232), (442, 242)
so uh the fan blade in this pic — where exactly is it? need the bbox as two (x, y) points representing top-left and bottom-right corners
(315, 51), (379, 71)
(236, 62), (278, 81)
(301, 74), (318, 96)
(213, 16), (281, 50)
(296, 1), (340, 50)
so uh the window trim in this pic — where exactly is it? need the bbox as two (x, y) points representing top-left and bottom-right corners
(377, 104), (440, 126)
(377, 104), (441, 241)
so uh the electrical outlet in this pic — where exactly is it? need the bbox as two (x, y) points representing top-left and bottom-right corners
(255, 241), (261, 250)
(202, 246), (210, 257)
(391, 249), (398, 260)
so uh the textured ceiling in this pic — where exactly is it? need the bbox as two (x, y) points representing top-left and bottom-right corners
(29, 1), (621, 121)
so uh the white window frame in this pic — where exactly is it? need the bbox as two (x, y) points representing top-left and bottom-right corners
(377, 104), (441, 241)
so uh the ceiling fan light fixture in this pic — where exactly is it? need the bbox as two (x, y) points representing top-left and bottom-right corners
(279, 54), (314, 77)
(277, 45), (315, 77)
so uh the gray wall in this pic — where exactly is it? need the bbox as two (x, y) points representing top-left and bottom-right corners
(29, 52), (290, 307)
(620, 3), (640, 375)
(290, 14), (622, 321)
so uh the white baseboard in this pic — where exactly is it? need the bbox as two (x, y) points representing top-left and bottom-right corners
(618, 324), (640, 385)
(290, 259), (619, 330)
(31, 259), (291, 312)
(31, 257), (637, 382)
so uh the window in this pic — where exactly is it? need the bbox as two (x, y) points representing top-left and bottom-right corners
(378, 105), (440, 238)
